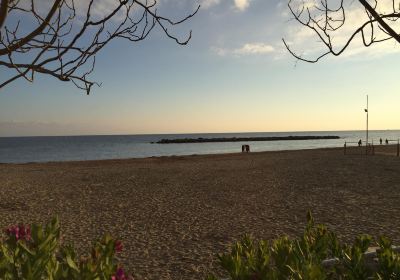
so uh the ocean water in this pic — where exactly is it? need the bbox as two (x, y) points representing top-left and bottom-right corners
(0, 130), (399, 163)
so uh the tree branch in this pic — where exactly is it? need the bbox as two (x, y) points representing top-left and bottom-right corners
(283, 0), (400, 63)
(0, 0), (9, 29)
(0, 0), (61, 55)
(0, 0), (199, 94)
(359, 0), (400, 43)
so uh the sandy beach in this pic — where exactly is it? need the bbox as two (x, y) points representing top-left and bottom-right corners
(1, 146), (400, 279)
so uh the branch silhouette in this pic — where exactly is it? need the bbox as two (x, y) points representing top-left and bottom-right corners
(0, 0), (199, 94)
(283, 0), (400, 63)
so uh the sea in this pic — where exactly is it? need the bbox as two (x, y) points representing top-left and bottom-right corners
(0, 130), (399, 164)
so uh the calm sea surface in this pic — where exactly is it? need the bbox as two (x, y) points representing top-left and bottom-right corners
(1, 130), (399, 163)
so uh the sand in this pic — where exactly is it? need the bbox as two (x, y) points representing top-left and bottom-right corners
(1, 146), (400, 279)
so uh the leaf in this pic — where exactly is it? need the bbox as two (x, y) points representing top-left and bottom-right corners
(38, 233), (56, 251)
(19, 241), (34, 256)
(66, 255), (80, 272)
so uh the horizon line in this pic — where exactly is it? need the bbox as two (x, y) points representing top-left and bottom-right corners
(0, 129), (399, 138)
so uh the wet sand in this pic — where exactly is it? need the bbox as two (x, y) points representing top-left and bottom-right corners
(1, 146), (400, 279)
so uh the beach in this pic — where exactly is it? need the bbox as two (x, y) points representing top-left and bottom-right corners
(1, 146), (400, 279)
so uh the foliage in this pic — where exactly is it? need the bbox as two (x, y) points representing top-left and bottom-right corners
(375, 237), (400, 279)
(0, 217), (131, 279)
(208, 212), (400, 280)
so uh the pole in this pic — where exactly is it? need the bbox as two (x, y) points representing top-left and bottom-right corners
(366, 95), (368, 155)
(372, 140), (374, 155)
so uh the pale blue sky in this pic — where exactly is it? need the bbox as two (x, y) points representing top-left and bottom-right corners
(1, 0), (400, 136)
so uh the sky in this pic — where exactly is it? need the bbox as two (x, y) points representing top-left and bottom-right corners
(1, 0), (400, 137)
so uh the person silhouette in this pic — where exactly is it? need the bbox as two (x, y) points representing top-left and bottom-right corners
(380, 138), (382, 145)
(358, 139), (362, 147)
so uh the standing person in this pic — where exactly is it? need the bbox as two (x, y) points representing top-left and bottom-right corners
(358, 139), (362, 147)
(386, 139), (389, 145)
(380, 138), (383, 145)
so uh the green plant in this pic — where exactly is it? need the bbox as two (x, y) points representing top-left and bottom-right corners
(337, 234), (372, 279)
(375, 237), (400, 279)
(208, 212), (400, 280)
(0, 217), (131, 279)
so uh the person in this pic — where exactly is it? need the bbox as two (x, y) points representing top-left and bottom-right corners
(241, 145), (245, 152)
(380, 138), (383, 145)
(358, 139), (362, 147)
(386, 139), (389, 145)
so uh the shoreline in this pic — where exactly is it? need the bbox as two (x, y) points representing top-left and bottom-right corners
(4, 143), (398, 165)
(0, 145), (348, 165)
(3, 130), (399, 165)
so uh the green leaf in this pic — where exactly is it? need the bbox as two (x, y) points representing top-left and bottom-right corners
(66, 255), (79, 272)
(19, 241), (34, 256)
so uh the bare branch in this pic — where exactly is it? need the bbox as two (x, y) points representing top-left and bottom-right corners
(0, 0), (199, 94)
(0, 0), (62, 55)
(359, 0), (400, 43)
(283, 0), (400, 63)
(0, 0), (9, 29)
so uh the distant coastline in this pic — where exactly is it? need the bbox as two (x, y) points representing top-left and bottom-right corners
(153, 135), (340, 144)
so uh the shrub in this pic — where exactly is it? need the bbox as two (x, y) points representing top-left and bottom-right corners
(208, 212), (400, 280)
(0, 217), (132, 279)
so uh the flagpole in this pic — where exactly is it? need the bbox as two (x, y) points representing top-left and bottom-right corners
(366, 95), (368, 155)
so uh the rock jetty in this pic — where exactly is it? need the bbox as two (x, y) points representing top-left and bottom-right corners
(153, 135), (340, 144)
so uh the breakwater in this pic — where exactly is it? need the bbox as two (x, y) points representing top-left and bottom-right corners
(154, 135), (340, 144)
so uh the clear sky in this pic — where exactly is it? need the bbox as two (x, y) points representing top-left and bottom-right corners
(1, 0), (400, 137)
